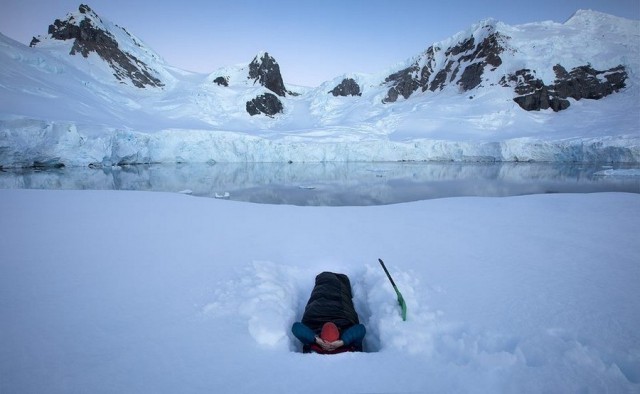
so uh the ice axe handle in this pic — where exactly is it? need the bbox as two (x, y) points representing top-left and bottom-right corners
(378, 258), (397, 288)
(379, 258), (408, 321)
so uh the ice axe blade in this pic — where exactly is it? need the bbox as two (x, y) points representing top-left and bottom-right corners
(378, 258), (407, 321)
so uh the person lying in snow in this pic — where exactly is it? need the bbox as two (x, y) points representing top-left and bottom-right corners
(291, 271), (366, 354)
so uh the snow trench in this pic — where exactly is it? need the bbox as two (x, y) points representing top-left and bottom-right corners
(201, 261), (639, 387)
(201, 261), (436, 354)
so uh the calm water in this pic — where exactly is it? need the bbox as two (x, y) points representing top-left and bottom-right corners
(1, 162), (638, 206)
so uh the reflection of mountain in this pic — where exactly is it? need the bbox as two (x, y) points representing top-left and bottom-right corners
(1, 6), (639, 167)
(1, 163), (637, 205)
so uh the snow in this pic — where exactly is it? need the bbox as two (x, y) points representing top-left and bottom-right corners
(1, 10), (639, 167)
(0, 189), (639, 393)
(1, 7), (638, 391)
(30, 5), (174, 89)
(595, 168), (640, 177)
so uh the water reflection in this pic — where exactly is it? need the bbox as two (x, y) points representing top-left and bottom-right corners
(1, 162), (638, 206)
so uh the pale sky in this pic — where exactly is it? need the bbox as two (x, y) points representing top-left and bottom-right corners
(1, 0), (639, 86)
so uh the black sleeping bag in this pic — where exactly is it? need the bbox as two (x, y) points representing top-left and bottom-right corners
(301, 272), (360, 332)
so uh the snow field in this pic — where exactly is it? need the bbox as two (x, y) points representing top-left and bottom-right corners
(2, 7), (639, 392)
(1, 189), (639, 393)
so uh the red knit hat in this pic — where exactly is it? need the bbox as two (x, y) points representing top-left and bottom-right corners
(320, 322), (340, 342)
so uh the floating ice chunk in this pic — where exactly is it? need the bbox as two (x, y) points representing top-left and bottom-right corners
(594, 169), (640, 177)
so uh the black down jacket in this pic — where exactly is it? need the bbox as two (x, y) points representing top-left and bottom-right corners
(301, 272), (360, 332)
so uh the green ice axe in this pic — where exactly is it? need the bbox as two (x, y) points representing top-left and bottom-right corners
(378, 258), (407, 321)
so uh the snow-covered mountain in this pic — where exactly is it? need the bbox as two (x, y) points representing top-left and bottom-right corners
(28, 4), (171, 89)
(1, 5), (639, 167)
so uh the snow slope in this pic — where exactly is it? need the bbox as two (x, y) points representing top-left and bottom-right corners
(0, 8), (639, 166)
(0, 189), (638, 393)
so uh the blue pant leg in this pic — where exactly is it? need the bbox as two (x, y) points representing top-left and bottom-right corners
(341, 324), (366, 348)
(291, 322), (316, 345)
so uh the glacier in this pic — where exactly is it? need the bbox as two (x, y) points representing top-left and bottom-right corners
(0, 7), (639, 167)
(1, 119), (638, 167)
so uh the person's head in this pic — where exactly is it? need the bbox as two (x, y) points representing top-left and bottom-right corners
(320, 322), (340, 342)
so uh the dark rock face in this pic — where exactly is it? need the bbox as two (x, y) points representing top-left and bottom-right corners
(382, 64), (421, 103)
(458, 62), (485, 91)
(329, 78), (362, 97)
(552, 64), (626, 100)
(213, 76), (229, 86)
(504, 69), (571, 112)
(31, 4), (163, 88)
(248, 52), (286, 97)
(447, 37), (475, 57)
(382, 27), (507, 102)
(246, 93), (283, 117)
(502, 64), (627, 111)
(428, 59), (452, 92)
(458, 34), (504, 68)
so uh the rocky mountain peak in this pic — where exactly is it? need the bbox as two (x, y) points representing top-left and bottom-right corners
(248, 52), (287, 97)
(381, 23), (509, 103)
(78, 3), (93, 14)
(29, 4), (164, 89)
(379, 16), (628, 112)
